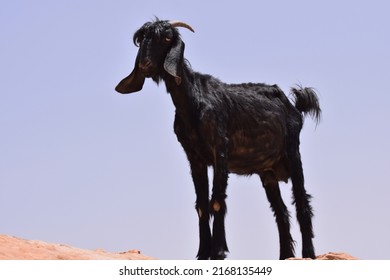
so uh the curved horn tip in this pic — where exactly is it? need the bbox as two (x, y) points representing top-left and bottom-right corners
(168, 20), (195, 33)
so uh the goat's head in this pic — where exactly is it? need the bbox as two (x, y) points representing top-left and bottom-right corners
(115, 19), (194, 94)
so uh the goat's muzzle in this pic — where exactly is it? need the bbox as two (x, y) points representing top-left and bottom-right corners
(138, 60), (155, 77)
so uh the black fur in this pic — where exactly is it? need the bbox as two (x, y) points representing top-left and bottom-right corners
(116, 19), (321, 260)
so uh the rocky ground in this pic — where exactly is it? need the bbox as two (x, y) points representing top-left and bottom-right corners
(0, 234), (356, 260)
(0, 235), (154, 260)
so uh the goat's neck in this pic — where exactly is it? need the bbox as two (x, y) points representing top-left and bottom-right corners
(164, 66), (198, 120)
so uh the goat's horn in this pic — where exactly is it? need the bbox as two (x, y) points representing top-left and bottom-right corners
(169, 20), (195, 33)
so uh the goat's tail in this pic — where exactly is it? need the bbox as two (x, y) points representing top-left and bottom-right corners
(290, 85), (321, 124)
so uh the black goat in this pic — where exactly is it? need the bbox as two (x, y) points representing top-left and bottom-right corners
(116, 19), (321, 260)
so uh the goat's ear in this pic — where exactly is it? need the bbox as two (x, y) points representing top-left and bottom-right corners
(164, 39), (185, 85)
(115, 53), (145, 94)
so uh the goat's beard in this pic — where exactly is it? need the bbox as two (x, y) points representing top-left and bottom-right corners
(152, 75), (163, 85)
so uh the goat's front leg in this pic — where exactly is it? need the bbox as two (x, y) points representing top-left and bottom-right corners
(190, 160), (211, 260)
(210, 148), (229, 260)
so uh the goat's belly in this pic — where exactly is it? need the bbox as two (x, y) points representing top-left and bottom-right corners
(228, 150), (282, 175)
(227, 130), (284, 175)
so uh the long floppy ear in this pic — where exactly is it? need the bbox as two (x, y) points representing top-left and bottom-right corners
(163, 39), (185, 85)
(115, 52), (145, 94)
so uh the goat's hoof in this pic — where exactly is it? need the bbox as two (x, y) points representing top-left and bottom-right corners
(210, 250), (227, 260)
(211, 255), (226, 260)
(302, 253), (316, 259)
(302, 247), (316, 259)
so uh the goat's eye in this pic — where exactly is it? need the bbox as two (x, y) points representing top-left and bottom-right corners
(164, 36), (172, 43)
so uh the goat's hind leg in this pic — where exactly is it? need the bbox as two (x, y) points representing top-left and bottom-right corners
(288, 150), (316, 259)
(260, 171), (295, 259)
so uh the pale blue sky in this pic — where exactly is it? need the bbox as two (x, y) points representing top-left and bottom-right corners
(1, 0), (389, 259)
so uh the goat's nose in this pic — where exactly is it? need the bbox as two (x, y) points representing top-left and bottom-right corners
(138, 60), (152, 70)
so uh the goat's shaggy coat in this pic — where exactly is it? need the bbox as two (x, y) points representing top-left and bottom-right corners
(116, 19), (321, 260)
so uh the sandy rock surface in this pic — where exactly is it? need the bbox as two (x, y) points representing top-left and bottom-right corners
(316, 252), (358, 260)
(289, 252), (358, 260)
(0, 235), (154, 260)
(0, 234), (357, 260)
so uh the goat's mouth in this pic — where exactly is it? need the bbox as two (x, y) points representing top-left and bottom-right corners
(139, 68), (156, 78)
